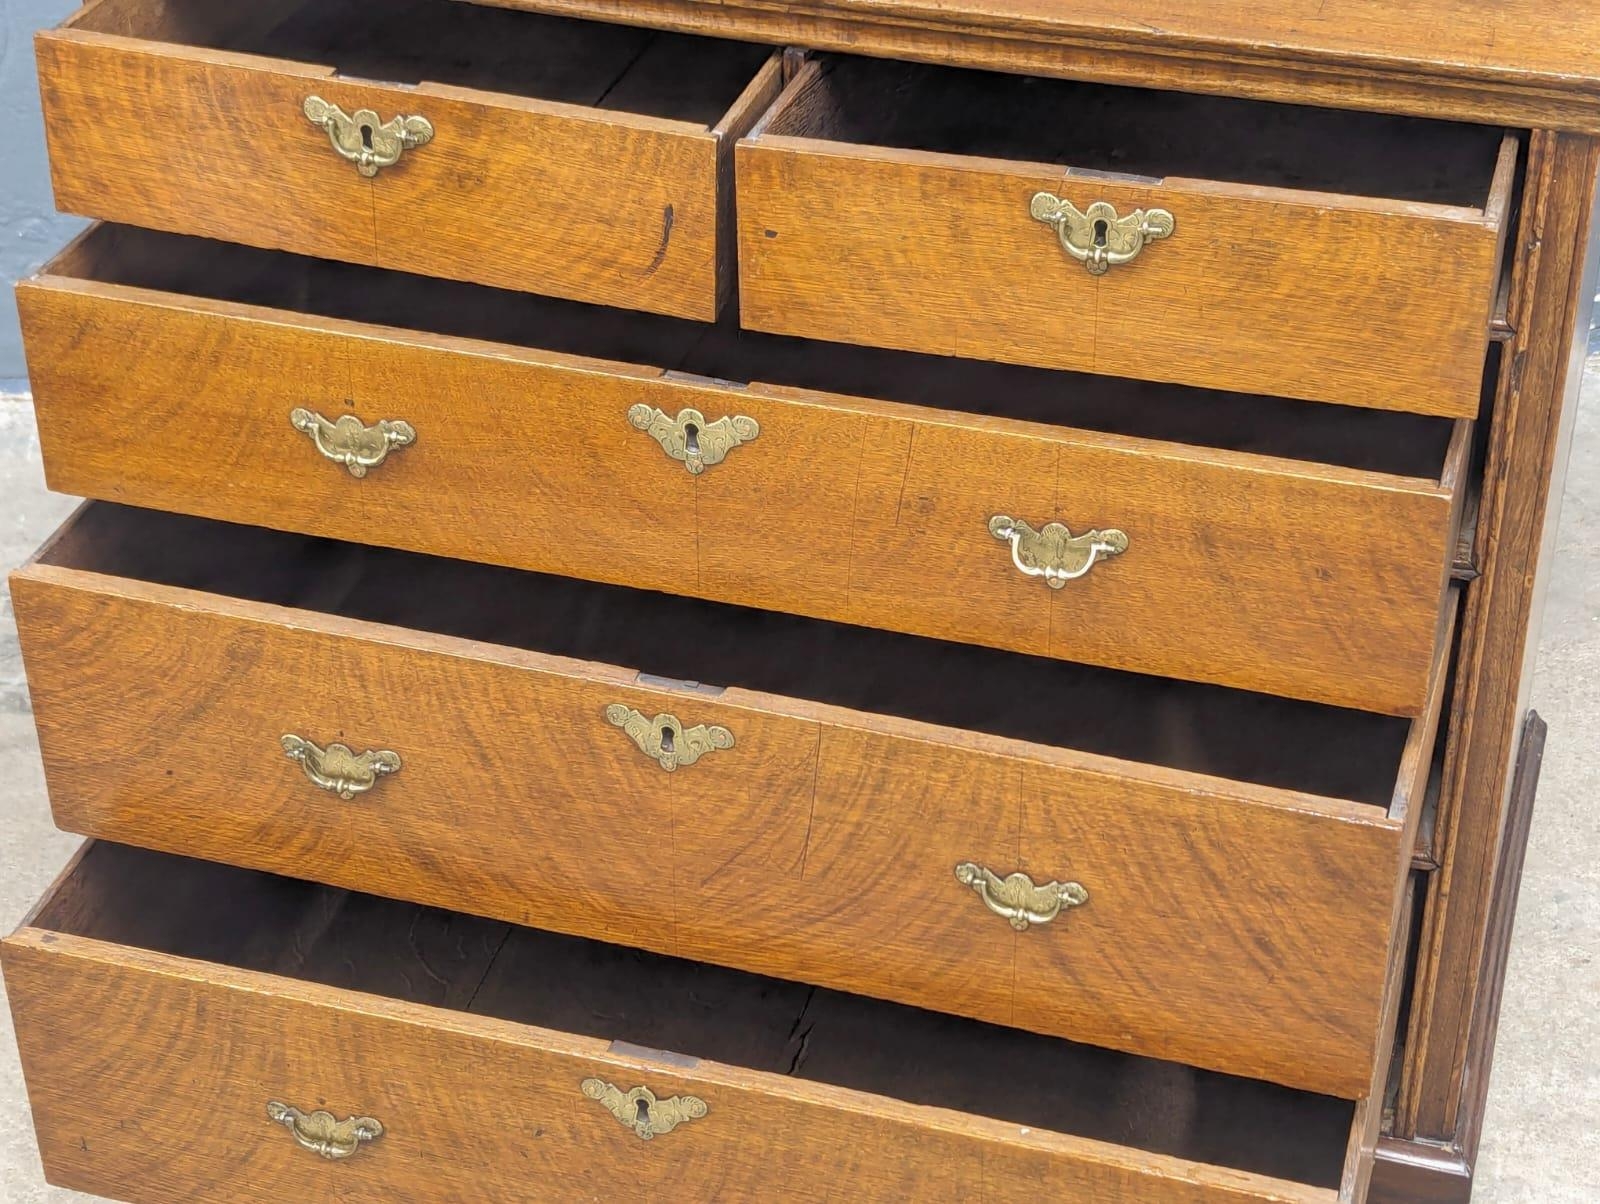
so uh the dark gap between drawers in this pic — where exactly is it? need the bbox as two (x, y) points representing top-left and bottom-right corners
(59, 224), (1457, 477)
(37, 842), (1355, 1189)
(47, 503), (1411, 805)
(772, 55), (1507, 207)
(75, 0), (773, 125)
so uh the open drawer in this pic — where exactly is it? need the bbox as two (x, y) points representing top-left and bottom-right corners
(737, 56), (1519, 416)
(19, 224), (1474, 713)
(35, 0), (781, 318)
(4, 841), (1406, 1202)
(12, 503), (1453, 1097)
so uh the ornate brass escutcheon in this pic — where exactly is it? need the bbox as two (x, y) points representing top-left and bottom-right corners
(604, 705), (733, 772)
(954, 862), (1088, 932)
(580, 1079), (708, 1140)
(281, 735), (402, 801)
(628, 404), (760, 475)
(290, 408), (416, 478)
(266, 1102), (384, 1161)
(303, 96), (433, 178)
(989, 515), (1128, 588)
(1029, 194), (1175, 275)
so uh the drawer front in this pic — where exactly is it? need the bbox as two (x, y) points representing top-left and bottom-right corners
(737, 91), (1512, 417)
(14, 528), (1417, 1097)
(21, 262), (1462, 714)
(37, 14), (775, 319)
(2, 890), (1337, 1204)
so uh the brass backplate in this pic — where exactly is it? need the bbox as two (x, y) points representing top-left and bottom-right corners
(954, 862), (1089, 931)
(266, 1102), (384, 1161)
(581, 1079), (708, 1140)
(1030, 194), (1174, 275)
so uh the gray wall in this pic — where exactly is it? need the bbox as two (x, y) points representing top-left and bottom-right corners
(0, 0), (84, 384)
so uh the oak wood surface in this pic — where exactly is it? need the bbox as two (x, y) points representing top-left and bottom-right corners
(30, 223), (1464, 475)
(38, 0), (776, 318)
(737, 60), (1511, 417)
(1, 841), (1364, 1202)
(1452, 714), (1546, 1163)
(462, 0), (1600, 134)
(1398, 132), (1600, 1141)
(20, 226), (1466, 713)
(22, 505), (1418, 804)
(1367, 715), (1545, 1203)
(1339, 873), (1417, 1203)
(7, 502), (1434, 1097)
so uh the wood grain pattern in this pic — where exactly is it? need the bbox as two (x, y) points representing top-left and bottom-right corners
(20, 236), (1464, 714)
(737, 64), (1509, 416)
(1368, 715), (1546, 1202)
(466, 0), (1600, 134)
(0, 845), (1363, 1202)
(37, 1), (776, 318)
(8, 503), (1436, 1096)
(1452, 713), (1546, 1164)
(1398, 132), (1600, 1141)
(1338, 873), (1418, 1204)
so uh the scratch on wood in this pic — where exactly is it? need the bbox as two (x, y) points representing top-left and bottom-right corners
(798, 726), (824, 877)
(642, 204), (674, 276)
(891, 425), (917, 527)
(841, 417), (870, 611)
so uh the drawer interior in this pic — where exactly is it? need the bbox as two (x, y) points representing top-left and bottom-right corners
(68, 0), (773, 126)
(53, 224), (1462, 478)
(31, 840), (1357, 1190)
(759, 55), (1509, 208)
(43, 503), (1412, 807)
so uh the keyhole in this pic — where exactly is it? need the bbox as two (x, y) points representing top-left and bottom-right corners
(360, 124), (374, 150)
(683, 423), (701, 456)
(635, 1099), (652, 1124)
(660, 726), (677, 755)
(1092, 218), (1109, 248)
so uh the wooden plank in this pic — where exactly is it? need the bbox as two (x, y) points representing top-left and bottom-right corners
(11, 569), (818, 953)
(1454, 713), (1547, 1161)
(36, 11), (762, 318)
(21, 264), (1461, 713)
(1398, 132), (1600, 1141)
(1, 921), (1339, 1203)
(1339, 875), (1418, 1202)
(11, 537), (1412, 1096)
(737, 132), (1502, 416)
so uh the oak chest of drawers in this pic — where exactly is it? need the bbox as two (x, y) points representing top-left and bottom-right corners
(6, 1), (1596, 1201)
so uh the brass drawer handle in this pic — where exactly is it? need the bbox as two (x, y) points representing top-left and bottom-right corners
(629, 404), (760, 475)
(303, 96), (433, 178)
(266, 1102), (384, 1161)
(955, 862), (1088, 932)
(605, 705), (733, 772)
(291, 408), (416, 478)
(1030, 194), (1174, 275)
(281, 735), (402, 800)
(581, 1079), (708, 1140)
(989, 515), (1128, 588)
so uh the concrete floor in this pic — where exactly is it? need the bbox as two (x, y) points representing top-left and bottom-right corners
(0, 371), (1596, 1201)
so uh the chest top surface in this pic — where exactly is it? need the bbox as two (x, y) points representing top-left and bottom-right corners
(479, 0), (1600, 129)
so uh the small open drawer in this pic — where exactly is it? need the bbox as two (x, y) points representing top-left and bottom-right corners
(6, 841), (1396, 1202)
(737, 56), (1519, 416)
(13, 503), (1452, 1097)
(36, 0), (782, 318)
(20, 224), (1474, 713)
